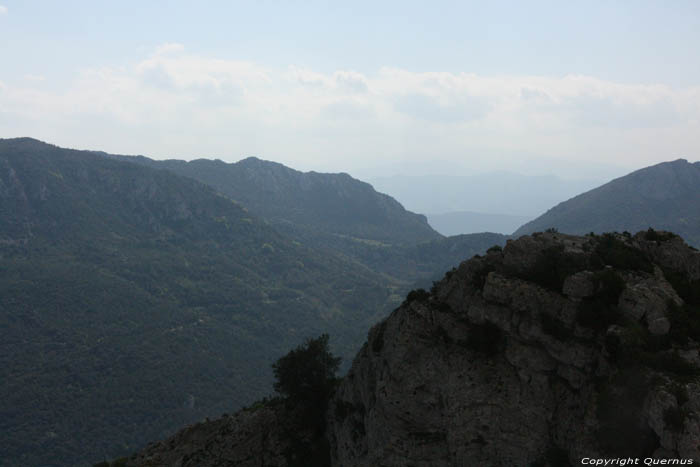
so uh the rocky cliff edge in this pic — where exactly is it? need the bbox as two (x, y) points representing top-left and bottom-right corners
(129, 230), (700, 466)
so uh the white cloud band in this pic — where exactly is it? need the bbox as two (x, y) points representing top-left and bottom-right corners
(1, 44), (698, 173)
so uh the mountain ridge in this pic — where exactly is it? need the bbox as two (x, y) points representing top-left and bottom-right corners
(513, 158), (700, 247)
(106, 152), (441, 246)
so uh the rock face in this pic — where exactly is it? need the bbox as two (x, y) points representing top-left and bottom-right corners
(129, 230), (700, 466)
(129, 403), (292, 467)
(327, 231), (700, 466)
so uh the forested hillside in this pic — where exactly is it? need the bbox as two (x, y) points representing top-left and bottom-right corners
(0, 138), (398, 466)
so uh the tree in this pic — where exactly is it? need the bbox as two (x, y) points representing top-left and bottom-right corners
(272, 334), (341, 466)
(272, 333), (341, 405)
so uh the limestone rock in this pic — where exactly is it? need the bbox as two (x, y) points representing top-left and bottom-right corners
(327, 232), (700, 466)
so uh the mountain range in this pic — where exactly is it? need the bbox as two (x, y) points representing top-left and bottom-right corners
(0, 138), (406, 466)
(514, 159), (700, 247)
(1, 137), (698, 466)
(0, 138), (504, 466)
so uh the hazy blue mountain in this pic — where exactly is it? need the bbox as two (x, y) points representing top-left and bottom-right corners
(427, 210), (533, 235)
(0, 138), (399, 466)
(513, 159), (700, 247)
(369, 172), (604, 217)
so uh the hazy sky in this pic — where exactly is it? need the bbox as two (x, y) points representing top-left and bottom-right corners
(1, 1), (699, 178)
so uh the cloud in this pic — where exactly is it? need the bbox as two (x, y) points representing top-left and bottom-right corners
(24, 74), (46, 82)
(321, 99), (374, 120)
(0, 5), (7, 15)
(393, 93), (491, 123)
(1, 47), (699, 174)
(333, 71), (368, 94)
(154, 43), (185, 55)
(566, 93), (681, 129)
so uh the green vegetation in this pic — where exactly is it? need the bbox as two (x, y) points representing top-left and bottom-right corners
(272, 334), (340, 467)
(372, 321), (387, 354)
(599, 315), (699, 454)
(115, 154), (441, 246)
(644, 228), (679, 242)
(0, 139), (396, 466)
(576, 269), (626, 331)
(114, 151), (509, 286)
(273, 334), (341, 406)
(406, 288), (431, 302)
(470, 261), (496, 290)
(668, 301), (700, 345)
(593, 234), (654, 273)
(519, 244), (588, 292)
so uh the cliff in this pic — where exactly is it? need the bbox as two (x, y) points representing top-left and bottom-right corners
(329, 230), (700, 465)
(128, 230), (700, 466)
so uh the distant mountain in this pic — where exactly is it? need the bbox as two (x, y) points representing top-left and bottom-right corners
(108, 155), (441, 246)
(513, 159), (700, 247)
(107, 153), (508, 285)
(369, 172), (604, 217)
(426, 211), (533, 236)
(0, 138), (398, 466)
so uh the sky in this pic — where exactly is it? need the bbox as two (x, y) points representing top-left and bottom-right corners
(1, 0), (699, 179)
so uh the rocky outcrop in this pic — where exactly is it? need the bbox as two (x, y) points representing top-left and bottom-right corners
(128, 230), (700, 466)
(327, 231), (700, 466)
(128, 403), (292, 467)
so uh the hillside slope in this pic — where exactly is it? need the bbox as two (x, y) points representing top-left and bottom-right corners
(0, 138), (397, 466)
(513, 159), (700, 247)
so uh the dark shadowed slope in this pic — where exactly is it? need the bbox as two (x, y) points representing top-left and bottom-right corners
(0, 138), (397, 467)
(513, 159), (700, 247)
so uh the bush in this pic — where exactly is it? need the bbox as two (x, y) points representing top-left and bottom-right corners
(470, 264), (495, 290)
(668, 300), (700, 345)
(593, 234), (653, 273)
(406, 288), (430, 302)
(663, 271), (700, 306)
(576, 270), (625, 331)
(372, 321), (387, 354)
(520, 245), (589, 292)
